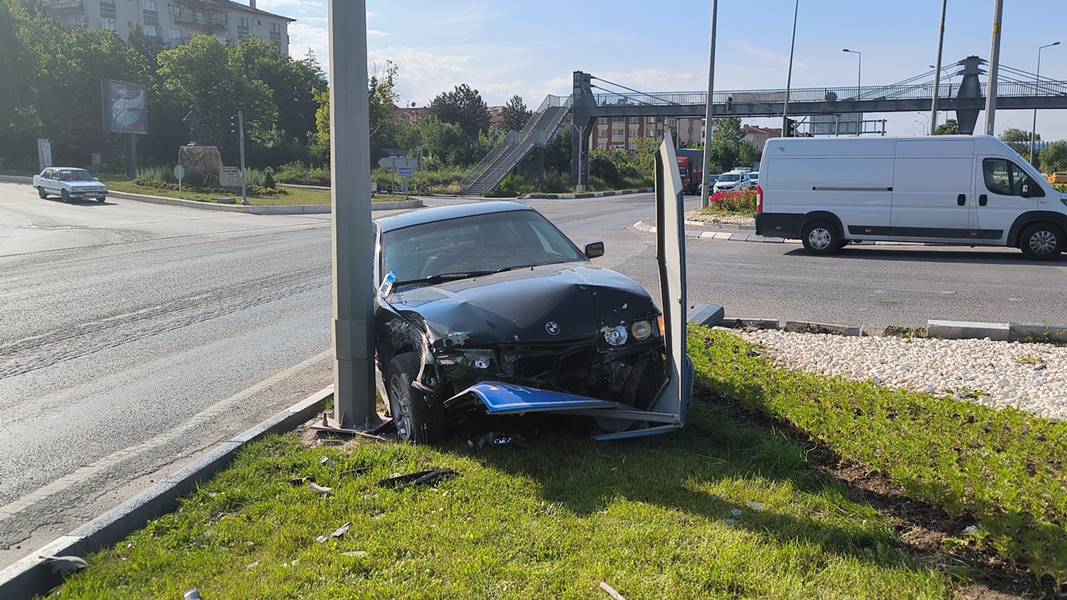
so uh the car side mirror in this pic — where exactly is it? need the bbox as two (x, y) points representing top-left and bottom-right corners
(584, 241), (605, 259)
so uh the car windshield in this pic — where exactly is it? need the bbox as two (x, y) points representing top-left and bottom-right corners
(383, 210), (587, 287)
(59, 170), (93, 181)
(719, 174), (740, 182)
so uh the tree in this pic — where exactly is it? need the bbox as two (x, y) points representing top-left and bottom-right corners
(429, 84), (489, 141)
(502, 95), (531, 131)
(0, 0), (42, 166)
(1040, 141), (1067, 173)
(1000, 127), (1038, 159)
(233, 39), (326, 147)
(157, 34), (276, 161)
(934, 119), (960, 135)
(709, 117), (750, 172)
(542, 126), (571, 174)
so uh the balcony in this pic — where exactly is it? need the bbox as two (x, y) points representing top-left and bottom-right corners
(43, 0), (84, 11)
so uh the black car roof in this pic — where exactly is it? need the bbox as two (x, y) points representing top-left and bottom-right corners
(377, 201), (530, 232)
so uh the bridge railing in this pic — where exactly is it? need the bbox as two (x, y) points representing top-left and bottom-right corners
(589, 79), (1067, 108)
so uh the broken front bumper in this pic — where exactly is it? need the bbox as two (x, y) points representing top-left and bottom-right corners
(445, 354), (693, 442)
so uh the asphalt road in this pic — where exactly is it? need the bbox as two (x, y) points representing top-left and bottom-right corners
(1, 182), (1065, 567)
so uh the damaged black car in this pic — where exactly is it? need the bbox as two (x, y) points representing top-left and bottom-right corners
(374, 201), (678, 443)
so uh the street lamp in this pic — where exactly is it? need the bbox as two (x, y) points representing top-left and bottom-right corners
(1031, 41), (1061, 164)
(929, 0), (948, 134)
(782, 0), (800, 137)
(842, 49), (862, 136)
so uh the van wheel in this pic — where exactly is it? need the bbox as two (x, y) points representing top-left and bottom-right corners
(801, 220), (841, 255)
(1019, 223), (1063, 260)
(385, 352), (444, 444)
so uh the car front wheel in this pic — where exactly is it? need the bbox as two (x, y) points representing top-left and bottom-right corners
(801, 220), (841, 255)
(61, 190), (70, 203)
(1019, 223), (1063, 261)
(97, 196), (106, 203)
(385, 352), (444, 444)
(37, 187), (48, 199)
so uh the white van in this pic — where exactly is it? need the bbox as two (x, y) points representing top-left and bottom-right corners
(755, 135), (1067, 260)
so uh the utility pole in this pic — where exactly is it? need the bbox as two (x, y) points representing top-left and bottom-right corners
(1031, 42), (1060, 164)
(237, 110), (247, 205)
(327, 0), (380, 432)
(700, 0), (718, 209)
(930, 0), (948, 134)
(782, 0), (799, 136)
(984, 0), (1004, 136)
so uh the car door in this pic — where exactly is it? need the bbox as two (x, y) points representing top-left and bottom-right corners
(891, 141), (975, 240)
(41, 169), (56, 192)
(975, 158), (1040, 243)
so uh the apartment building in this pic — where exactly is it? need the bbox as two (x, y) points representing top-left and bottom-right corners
(40, 0), (293, 53)
(590, 116), (705, 152)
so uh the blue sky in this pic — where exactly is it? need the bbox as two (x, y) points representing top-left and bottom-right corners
(260, 0), (1067, 139)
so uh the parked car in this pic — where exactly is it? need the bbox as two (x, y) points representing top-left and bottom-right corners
(748, 171), (760, 186)
(33, 168), (108, 203)
(373, 201), (671, 443)
(712, 169), (756, 193)
(755, 135), (1067, 260)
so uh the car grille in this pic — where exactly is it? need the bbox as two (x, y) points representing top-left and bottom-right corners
(501, 342), (594, 380)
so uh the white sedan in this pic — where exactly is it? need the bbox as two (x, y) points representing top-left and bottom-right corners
(33, 168), (108, 203)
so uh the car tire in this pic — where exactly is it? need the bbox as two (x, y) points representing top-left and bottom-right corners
(1019, 223), (1064, 261)
(37, 187), (48, 199)
(801, 220), (841, 255)
(385, 352), (444, 444)
(61, 190), (70, 203)
(97, 196), (106, 204)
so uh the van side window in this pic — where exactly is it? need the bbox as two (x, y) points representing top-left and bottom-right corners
(983, 158), (1041, 197)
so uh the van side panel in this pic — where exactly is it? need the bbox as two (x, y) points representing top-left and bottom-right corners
(766, 156), (894, 237)
(889, 140), (975, 238)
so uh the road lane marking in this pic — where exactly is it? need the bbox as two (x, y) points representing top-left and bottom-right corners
(0, 349), (332, 522)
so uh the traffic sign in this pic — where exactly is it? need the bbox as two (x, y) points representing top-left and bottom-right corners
(397, 166), (415, 177)
(173, 164), (185, 181)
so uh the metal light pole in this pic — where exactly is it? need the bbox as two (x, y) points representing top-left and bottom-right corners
(237, 110), (247, 205)
(930, 0), (948, 134)
(1031, 41), (1060, 165)
(327, 0), (380, 432)
(781, 0), (799, 136)
(700, 0), (718, 209)
(842, 48), (862, 135)
(984, 0), (1004, 136)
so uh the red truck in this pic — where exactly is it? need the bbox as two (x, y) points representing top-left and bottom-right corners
(675, 149), (705, 194)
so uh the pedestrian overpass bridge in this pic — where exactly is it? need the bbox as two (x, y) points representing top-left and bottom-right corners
(460, 56), (1067, 195)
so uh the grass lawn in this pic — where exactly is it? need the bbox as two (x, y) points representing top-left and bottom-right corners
(691, 327), (1067, 585)
(103, 178), (409, 206)
(49, 327), (1066, 598)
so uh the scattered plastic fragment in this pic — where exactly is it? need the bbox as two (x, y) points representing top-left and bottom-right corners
(962, 525), (979, 536)
(746, 501), (765, 512)
(377, 469), (458, 489)
(599, 581), (627, 600)
(184, 590), (203, 600)
(41, 555), (87, 577)
(341, 550), (368, 558)
(308, 482), (333, 496)
(331, 522), (351, 539)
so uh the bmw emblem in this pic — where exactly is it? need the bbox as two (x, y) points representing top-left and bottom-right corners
(545, 321), (560, 336)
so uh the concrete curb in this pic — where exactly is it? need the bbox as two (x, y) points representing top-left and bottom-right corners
(716, 315), (1067, 344)
(520, 188), (654, 200)
(108, 190), (423, 214)
(927, 320), (1067, 343)
(688, 304), (725, 327)
(633, 220), (945, 247)
(0, 386), (334, 600)
(0, 175), (34, 184)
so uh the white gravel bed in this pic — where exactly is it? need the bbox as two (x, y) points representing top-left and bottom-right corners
(729, 328), (1067, 421)
(683, 210), (755, 226)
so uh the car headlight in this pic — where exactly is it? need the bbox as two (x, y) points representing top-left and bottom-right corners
(602, 325), (629, 347)
(631, 320), (653, 341)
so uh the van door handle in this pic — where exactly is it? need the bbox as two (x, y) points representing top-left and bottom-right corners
(957, 194), (966, 206)
(979, 194), (988, 207)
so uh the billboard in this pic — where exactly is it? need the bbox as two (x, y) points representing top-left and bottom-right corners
(810, 113), (863, 136)
(101, 80), (148, 135)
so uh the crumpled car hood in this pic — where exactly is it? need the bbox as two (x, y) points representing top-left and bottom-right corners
(388, 262), (656, 345)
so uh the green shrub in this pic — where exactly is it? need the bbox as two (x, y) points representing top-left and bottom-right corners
(275, 161), (330, 186)
(486, 174), (535, 197)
